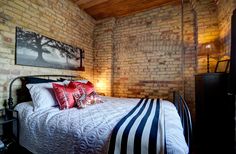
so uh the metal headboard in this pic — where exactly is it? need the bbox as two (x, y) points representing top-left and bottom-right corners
(173, 91), (192, 149)
(8, 75), (78, 109)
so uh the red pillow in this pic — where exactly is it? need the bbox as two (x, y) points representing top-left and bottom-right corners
(68, 81), (94, 95)
(52, 83), (78, 110)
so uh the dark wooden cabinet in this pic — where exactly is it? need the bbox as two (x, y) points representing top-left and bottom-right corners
(0, 109), (19, 154)
(195, 73), (234, 154)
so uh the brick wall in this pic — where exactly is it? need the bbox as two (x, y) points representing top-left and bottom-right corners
(93, 18), (116, 96)
(112, 4), (184, 101)
(217, 0), (236, 56)
(93, 0), (235, 120)
(190, 0), (236, 73)
(0, 0), (95, 108)
(183, 1), (197, 119)
(92, 2), (200, 118)
(191, 0), (220, 73)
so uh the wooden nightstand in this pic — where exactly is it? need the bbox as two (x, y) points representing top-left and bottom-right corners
(0, 109), (18, 154)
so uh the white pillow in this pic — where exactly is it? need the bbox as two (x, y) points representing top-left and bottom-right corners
(75, 79), (88, 83)
(26, 82), (63, 111)
(61, 79), (88, 85)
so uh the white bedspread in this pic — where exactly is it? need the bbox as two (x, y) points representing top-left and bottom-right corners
(15, 96), (188, 154)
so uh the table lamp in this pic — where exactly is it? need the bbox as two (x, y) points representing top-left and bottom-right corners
(198, 42), (219, 73)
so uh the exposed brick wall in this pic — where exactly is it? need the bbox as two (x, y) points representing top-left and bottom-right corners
(183, 1), (197, 119)
(0, 0), (95, 108)
(112, 4), (184, 101)
(190, 0), (236, 73)
(191, 0), (220, 73)
(93, 0), (234, 121)
(93, 18), (116, 96)
(93, 3), (193, 104)
(217, 0), (236, 56)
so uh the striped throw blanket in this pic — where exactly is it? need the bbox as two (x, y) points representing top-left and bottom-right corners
(108, 98), (165, 154)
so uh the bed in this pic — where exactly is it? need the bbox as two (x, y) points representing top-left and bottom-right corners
(7, 75), (192, 154)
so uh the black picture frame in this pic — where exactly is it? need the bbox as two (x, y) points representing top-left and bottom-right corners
(215, 59), (230, 73)
(15, 27), (85, 71)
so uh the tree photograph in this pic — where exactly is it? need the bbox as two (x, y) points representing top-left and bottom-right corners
(16, 27), (84, 71)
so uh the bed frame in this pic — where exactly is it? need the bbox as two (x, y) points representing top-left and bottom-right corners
(7, 75), (77, 109)
(7, 75), (192, 149)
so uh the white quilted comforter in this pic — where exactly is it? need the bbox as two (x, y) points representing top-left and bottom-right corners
(15, 96), (188, 154)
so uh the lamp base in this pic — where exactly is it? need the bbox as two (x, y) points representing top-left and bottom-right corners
(207, 54), (210, 73)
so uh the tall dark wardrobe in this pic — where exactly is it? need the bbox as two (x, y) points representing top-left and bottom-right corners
(227, 8), (236, 154)
(195, 9), (235, 154)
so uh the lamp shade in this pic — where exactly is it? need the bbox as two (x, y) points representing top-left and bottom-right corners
(198, 42), (219, 57)
(198, 42), (220, 73)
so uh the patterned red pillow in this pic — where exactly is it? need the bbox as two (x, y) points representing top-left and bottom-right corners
(73, 86), (87, 108)
(68, 81), (94, 95)
(52, 83), (77, 110)
(86, 91), (103, 105)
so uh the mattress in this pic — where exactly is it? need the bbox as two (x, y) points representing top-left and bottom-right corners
(15, 96), (188, 154)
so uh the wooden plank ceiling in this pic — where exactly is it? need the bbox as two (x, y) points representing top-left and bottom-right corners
(71, 0), (180, 20)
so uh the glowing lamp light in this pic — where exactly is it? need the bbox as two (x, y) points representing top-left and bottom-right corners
(96, 80), (105, 90)
(206, 44), (211, 49)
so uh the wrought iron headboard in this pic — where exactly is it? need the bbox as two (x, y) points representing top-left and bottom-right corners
(8, 75), (78, 109)
(173, 91), (192, 149)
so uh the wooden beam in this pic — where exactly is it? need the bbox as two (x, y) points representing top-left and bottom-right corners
(80, 0), (109, 9)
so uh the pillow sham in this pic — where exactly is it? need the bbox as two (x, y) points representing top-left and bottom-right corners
(73, 86), (87, 108)
(86, 91), (103, 105)
(26, 82), (61, 111)
(68, 81), (94, 95)
(73, 90), (103, 108)
(52, 83), (78, 110)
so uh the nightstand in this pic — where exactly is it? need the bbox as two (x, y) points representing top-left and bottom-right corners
(0, 109), (18, 154)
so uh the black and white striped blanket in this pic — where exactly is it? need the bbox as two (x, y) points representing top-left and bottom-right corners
(108, 98), (165, 154)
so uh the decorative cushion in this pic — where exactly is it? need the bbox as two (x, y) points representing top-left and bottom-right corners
(73, 87), (87, 109)
(26, 82), (62, 111)
(69, 81), (103, 108)
(68, 81), (94, 95)
(86, 91), (103, 105)
(52, 83), (78, 110)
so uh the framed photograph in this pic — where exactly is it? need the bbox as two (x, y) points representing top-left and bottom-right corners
(15, 27), (85, 71)
(215, 59), (230, 73)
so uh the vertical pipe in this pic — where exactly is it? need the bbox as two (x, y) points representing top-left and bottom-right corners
(111, 18), (116, 97)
